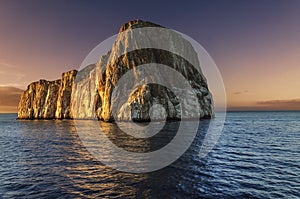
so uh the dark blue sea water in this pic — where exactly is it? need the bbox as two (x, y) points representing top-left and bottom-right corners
(0, 112), (299, 198)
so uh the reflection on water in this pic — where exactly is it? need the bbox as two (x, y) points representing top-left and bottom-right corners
(0, 115), (210, 198)
(98, 121), (180, 153)
(0, 112), (299, 198)
(75, 119), (203, 173)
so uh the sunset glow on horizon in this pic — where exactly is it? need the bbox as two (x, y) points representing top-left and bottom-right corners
(0, 0), (299, 112)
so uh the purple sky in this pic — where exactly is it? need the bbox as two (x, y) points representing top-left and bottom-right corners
(1, 0), (300, 111)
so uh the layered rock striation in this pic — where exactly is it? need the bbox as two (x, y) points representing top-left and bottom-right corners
(18, 20), (214, 121)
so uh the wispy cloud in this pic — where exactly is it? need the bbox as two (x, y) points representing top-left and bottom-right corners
(0, 62), (17, 69)
(0, 62), (26, 89)
(234, 90), (249, 95)
(257, 99), (300, 106)
(256, 99), (300, 110)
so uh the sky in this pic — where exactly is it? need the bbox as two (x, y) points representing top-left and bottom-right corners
(0, 0), (300, 112)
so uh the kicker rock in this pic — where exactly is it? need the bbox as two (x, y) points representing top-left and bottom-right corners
(97, 20), (214, 121)
(18, 20), (214, 121)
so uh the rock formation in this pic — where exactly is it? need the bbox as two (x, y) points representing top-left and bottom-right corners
(18, 20), (214, 121)
(18, 71), (77, 119)
(55, 70), (78, 119)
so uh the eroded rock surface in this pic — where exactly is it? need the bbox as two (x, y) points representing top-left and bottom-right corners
(97, 20), (214, 121)
(18, 20), (214, 121)
(18, 70), (77, 119)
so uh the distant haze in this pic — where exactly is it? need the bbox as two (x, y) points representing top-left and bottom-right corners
(0, 87), (23, 113)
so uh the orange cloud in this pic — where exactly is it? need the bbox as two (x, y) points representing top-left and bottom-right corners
(256, 99), (300, 110)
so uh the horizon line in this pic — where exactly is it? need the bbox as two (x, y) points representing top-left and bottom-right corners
(1, 110), (300, 114)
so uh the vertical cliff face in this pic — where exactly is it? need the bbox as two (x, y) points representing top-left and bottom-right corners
(18, 70), (77, 119)
(97, 20), (214, 121)
(71, 64), (100, 119)
(18, 20), (214, 121)
(55, 70), (77, 119)
(71, 52), (110, 119)
(18, 79), (61, 119)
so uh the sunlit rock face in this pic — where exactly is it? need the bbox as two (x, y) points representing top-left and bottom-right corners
(70, 51), (110, 119)
(18, 79), (60, 119)
(71, 64), (98, 119)
(97, 20), (214, 121)
(17, 70), (77, 119)
(18, 20), (214, 121)
(55, 70), (78, 119)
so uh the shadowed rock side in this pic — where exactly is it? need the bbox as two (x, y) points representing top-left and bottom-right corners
(18, 20), (214, 121)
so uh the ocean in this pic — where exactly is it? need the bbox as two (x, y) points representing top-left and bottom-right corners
(0, 112), (299, 198)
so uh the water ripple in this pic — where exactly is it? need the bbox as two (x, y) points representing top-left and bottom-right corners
(0, 112), (299, 198)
